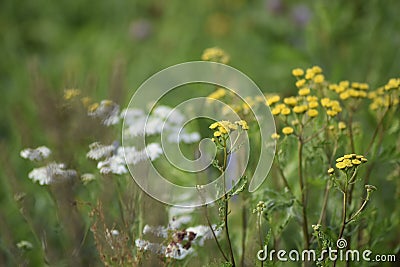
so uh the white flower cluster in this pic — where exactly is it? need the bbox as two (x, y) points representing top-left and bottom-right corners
(87, 142), (163, 175)
(88, 100), (120, 126)
(135, 207), (220, 260)
(28, 162), (77, 185)
(20, 146), (51, 161)
(20, 146), (77, 185)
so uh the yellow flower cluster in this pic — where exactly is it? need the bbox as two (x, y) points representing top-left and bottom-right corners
(335, 154), (367, 170)
(329, 81), (369, 100)
(209, 120), (248, 139)
(64, 89), (81, 100)
(320, 98), (342, 117)
(292, 66), (325, 84)
(368, 78), (400, 110)
(201, 47), (230, 64)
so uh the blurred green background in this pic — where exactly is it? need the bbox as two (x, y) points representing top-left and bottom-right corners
(1, 0), (399, 265)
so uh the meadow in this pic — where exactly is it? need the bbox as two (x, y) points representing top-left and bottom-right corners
(1, 0), (399, 266)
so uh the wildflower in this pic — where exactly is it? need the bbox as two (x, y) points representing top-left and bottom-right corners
(87, 142), (116, 160)
(28, 162), (77, 185)
(236, 120), (249, 130)
(312, 65), (322, 74)
(338, 121), (346, 130)
(313, 74), (325, 84)
(293, 105), (307, 114)
(281, 107), (291, 115)
(88, 102), (99, 113)
(266, 95), (280, 106)
(292, 68), (304, 76)
(296, 79), (306, 88)
(88, 100), (120, 126)
(336, 162), (346, 170)
(207, 88), (226, 101)
(282, 127), (294, 135)
(253, 201), (266, 214)
(352, 159), (362, 165)
(298, 87), (311, 96)
(308, 101), (319, 108)
(326, 110), (338, 117)
(307, 109), (318, 118)
(271, 133), (280, 139)
(214, 131), (222, 137)
(63, 89), (80, 100)
(81, 173), (96, 185)
(81, 97), (91, 107)
(20, 146), (51, 161)
(327, 168), (334, 175)
(284, 97), (298, 106)
(339, 91), (350, 100)
(321, 98), (331, 107)
(201, 47), (230, 64)
(16, 241), (33, 250)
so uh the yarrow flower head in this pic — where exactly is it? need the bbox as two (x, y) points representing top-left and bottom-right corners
(20, 146), (51, 161)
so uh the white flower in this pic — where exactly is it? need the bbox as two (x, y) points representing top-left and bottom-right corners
(186, 225), (221, 246)
(16, 240), (33, 250)
(87, 142), (116, 160)
(88, 100), (120, 126)
(143, 225), (168, 238)
(97, 155), (127, 175)
(81, 173), (96, 184)
(135, 239), (165, 254)
(20, 146), (51, 161)
(28, 162), (77, 185)
(145, 143), (163, 161)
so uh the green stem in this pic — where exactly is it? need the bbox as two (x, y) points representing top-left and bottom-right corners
(298, 139), (309, 250)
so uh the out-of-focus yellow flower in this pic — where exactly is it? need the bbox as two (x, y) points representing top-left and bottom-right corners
(271, 133), (280, 139)
(307, 109), (318, 118)
(292, 68), (304, 76)
(306, 96), (318, 102)
(313, 74), (325, 84)
(321, 98), (331, 107)
(282, 126), (294, 135)
(201, 47), (230, 64)
(64, 89), (81, 100)
(207, 88), (226, 102)
(296, 79), (306, 88)
(272, 107), (281, 115)
(293, 105), (308, 114)
(338, 121), (346, 130)
(281, 107), (291, 115)
(88, 103), (99, 113)
(312, 66), (322, 74)
(339, 91), (350, 100)
(308, 101), (319, 109)
(328, 168), (334, 175)
(266, 95), (281, 106)
(326, 110), (338, 117)
(236, 120), (249, 130)
(284, 97), (298, 106)
(81, 97), (92, 107)
(298, 88), (311, 96)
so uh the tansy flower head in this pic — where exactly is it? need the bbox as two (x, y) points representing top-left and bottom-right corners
(298, 87), (311, 96)
(328, 168), (334, 175)
(64, 89), (81, 100)
(201, 47), (230, 64)
(266, 95), (281, 106)
(236, 120), (249, 130)
(307, 109), (318, 118)
(284, 97), (298, 106)
(293, 105), (308, 114)
(338, 121), (346, 130)
(335, 154), (368, 171)
(282, 127), (294, 135)
(296, 79), (306, 88)
(292, 68), (304, 77)
(271, 133), (280, 140)
(313, 74), (325, 84)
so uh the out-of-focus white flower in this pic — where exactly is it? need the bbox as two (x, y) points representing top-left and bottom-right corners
(20, 146), (51, 161)
(88, 100), (120, 126)
(143, 225), (168, 238)
(111, 229), (119, 236)
(16, 240), (33, 250)
(81, 173), (96, 184)
(135, 239), (165, 254)
(97, 155), (127, 175)
(145, 143), (163, 161)
(87, 142), (116, 160)
(28, 162), (77, 185)
(169, 215), (192, 229)
(186, 225), (220, 246)
(165, 242), (194, 260)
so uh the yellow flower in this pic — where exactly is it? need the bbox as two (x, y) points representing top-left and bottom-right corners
(336, 162), (347, 169)
(271, 133), (280, 139)
(293, 105), (308, 114)
(351, 82), (360, 89)
(306, 96), (318, 102)
(298, 88), (311, 96)
(359, 83), (369, 90)
(282, 127), (294, 135)
(281, 107), (291, 115)
(352, 159), (362, 165)
(209, 122), (219, 129)
(307, 109), (318, 118)
(326, 110), (338, 117)
(339, 80), (349, 88)
(284, 97), (298, 106)
(266, 95), (281, 106)
(214, 131), (222, 137)
(339, 91), (350, 100)
(64, 89), (81, 100)
(88, 103), (99, 113)
(81, 97), (92, 107)
(336, 157), (344, 162)
(208, 88), (226, 101)
(338, 121), (346, 130)
(272, 107), (281, 115)
(292, 68), (304, 76)
(296, 79), (306, 88)
(218, 126), (228, 134)
(312, 65), (322, 74)
(344, 154), (352, 159)
(313, 74), (325, 84)
(305, 71), (315, 80)
(201, 47), (230, 64)
(236, 120), (249, 130)
(308, 101), (319, 108)
(328, 168), (334, 175)
(321, 98), (331, 107)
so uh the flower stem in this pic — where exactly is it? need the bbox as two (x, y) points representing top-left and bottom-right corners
(298, 139), (309, 250)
